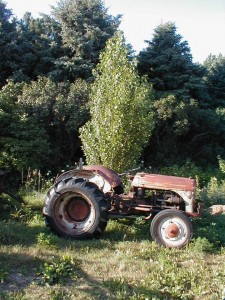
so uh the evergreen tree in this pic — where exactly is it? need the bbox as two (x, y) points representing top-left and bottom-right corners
(204, 54), (225, 108)
(53, 0), (121, 81)
(137, 22), (206, 102)
(15, 13), (64, 82)
(80, 32), (154, 172)
(0, 1), (19, 87)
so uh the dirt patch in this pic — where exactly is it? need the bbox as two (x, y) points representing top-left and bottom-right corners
(0, 270), (37, 293)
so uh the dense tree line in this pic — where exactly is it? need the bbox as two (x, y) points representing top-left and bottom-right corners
(0, 0), (224, 175)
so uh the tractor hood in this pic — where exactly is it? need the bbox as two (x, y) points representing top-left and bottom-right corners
(131, 173), (196, 192)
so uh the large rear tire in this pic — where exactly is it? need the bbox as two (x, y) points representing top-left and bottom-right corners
(43, 177), (108, 239)
(150, 210), (193, 248)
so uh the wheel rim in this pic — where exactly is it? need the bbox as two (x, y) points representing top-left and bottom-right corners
(54, 192), (97, 236)
(158, 217), (188, 247)
(66, 198), (90, 222)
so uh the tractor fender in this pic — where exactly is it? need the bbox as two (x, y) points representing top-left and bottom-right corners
(55, 165), (122, 194)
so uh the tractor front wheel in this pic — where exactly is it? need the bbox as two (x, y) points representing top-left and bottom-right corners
(150, 210), (193, 248)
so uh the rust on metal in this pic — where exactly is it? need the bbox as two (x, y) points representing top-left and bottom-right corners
(55, 169), (95, 183)
(84, 165), (122, 188)
(131, 173), (196, 192)
(184, 202), (202, 217)
(164, 223), (180, 238)
(66, 198), (90, 222)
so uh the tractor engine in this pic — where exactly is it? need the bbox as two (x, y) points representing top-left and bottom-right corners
(110, 187), (185, 215)
(109, 172), (196, 216)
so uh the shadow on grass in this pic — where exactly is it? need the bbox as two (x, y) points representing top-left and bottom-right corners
(0, 252), (46, 297)
(0, 218), (46, 247)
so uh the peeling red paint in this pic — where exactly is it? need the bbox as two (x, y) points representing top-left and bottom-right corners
(131, 173), (196, 192)
(84, 165), (122, 188)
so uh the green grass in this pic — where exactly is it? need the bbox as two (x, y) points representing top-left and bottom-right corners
(0, 191), (225, 299)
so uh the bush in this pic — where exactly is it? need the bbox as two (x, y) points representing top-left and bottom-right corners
(159, 161), (224, 187)
(199, 178), (225, 208)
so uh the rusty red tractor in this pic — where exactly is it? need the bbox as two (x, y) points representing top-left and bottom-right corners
(43, 165), (201, 248)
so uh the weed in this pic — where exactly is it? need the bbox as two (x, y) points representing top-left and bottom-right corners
(191, 237), (215, 253)
(36, 232), (59, 249)
(38, 255), (78, 285)
(48, 288), (72, 300)
(2, 290), (28, 300)
(0, 268), (8, 283)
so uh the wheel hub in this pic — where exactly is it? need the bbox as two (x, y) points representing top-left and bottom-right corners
(66, 198), (90, 222)
(164, 223), (180, 238)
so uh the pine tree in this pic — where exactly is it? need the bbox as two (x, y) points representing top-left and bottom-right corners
(0, 1), (19, 87)
(15, 13), (64, 82)
(53, 0), (121, 81)
(137, 22), (206, 101)
(204, 54), (225, 108)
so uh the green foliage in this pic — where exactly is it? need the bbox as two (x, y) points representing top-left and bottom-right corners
(137, 22), (206, 101)
(192, 212), (225, 247)
(80, 31), (155, 172)
(218, 155), (225, 173)
(0, 1), (19, 87)
(0, 268), (8, 283)
(37, 233), (60, 249)
(0, 1), (225, 186)
(204, 54), (225, 108)
(2, 117), (51, 170)
(15, 13), (64, 83)
(144, 96), (199, 165)
(199, 178), (225, 207)
(0, 77), (89, 171)
(39, 255), (77, 285)
(137, 22), (214, 167)
(158, 160), (225, 188)
(0, 81), (50, 170)
(53, 0), (121, 81)
(191, 237), (214, 253)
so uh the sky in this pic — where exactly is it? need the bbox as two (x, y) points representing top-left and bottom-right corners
(5, 0), (225, 63)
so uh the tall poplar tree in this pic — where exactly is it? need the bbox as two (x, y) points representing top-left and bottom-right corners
(80, 32), (154, 172)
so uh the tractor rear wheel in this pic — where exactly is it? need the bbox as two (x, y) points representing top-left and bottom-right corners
(43, 177), (108, 239)
(150, 210), (193, 248)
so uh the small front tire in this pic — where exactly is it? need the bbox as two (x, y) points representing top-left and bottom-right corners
(150, 210), (193, 248)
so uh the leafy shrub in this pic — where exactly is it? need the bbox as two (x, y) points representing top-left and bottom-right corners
(159, 160), (225, 187)
(199, 178), (225, 207)
(192, 212), (225, 247)
(37, 232), (60, 249)
(38, 255), (78, 285)
(191, 237), (214, 253)
(0, 268), (8, 283)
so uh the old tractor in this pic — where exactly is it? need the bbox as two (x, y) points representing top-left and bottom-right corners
(43, 165), (201, 248)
